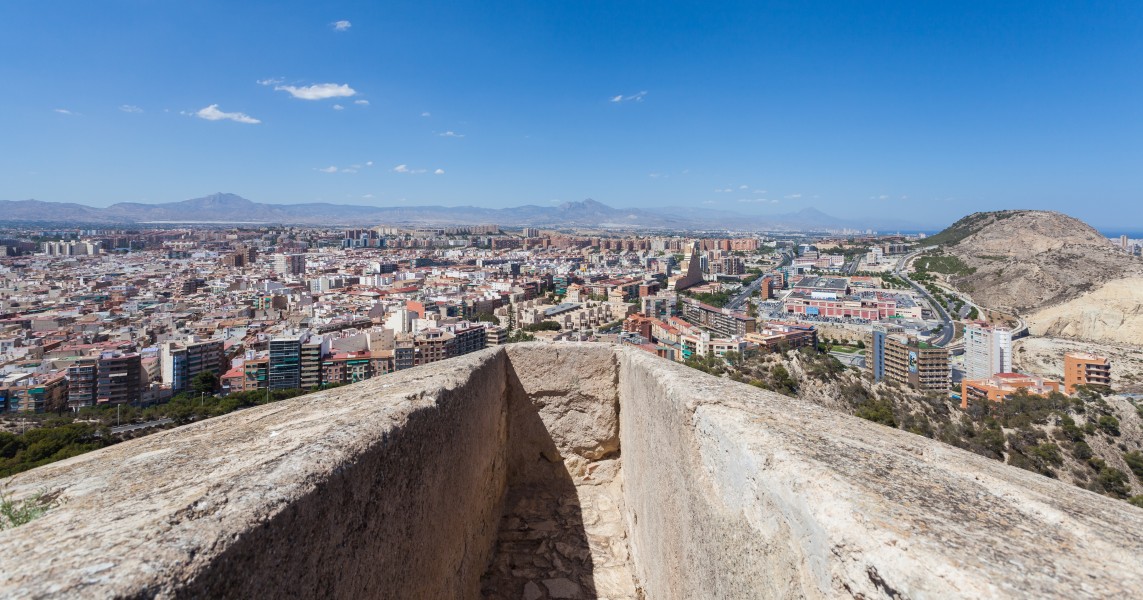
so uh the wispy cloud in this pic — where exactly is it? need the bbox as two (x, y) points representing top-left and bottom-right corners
(714, 188), (735, 193)
(649, 172), (666, 179)
(439, 131), (464, 138)
(421, 111), (431, 117)
(317, 166), (339, 173)
(434, 168), (445, 175)
(354, 99), (369, 106)
(332, 20), (351, 31)
(54, 108), (77, 116)
(739, 184), (748, 190)
(119, 104), (143, 113)
(362, 193), (374, 199)
(194, 104), (260, 124)
(785, 193), (802, 199)
(256, 77), (283, 86)
(610, 91), (648, 103)
(393, 164), (434, 174)
(275, 83), (356, 100)
(702, 200), (716, 204)
(333, 104), (345, 110)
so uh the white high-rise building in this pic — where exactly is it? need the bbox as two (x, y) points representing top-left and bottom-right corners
(964, 323), (1012, 380)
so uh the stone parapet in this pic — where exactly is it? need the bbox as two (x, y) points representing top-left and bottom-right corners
(2, 342), (1141, 598)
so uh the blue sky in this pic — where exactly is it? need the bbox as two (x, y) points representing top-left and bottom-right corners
(2, 1), (1141, 228)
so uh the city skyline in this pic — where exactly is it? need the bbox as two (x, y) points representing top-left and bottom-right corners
(2, 1), (1142, 228)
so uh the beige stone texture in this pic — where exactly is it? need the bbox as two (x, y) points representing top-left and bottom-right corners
(3, 342), (1143, 599)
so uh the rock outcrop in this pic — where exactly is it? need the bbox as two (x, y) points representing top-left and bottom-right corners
(930, 210), (1143, 345)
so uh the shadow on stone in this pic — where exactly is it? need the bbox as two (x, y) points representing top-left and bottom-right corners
(480, 360), (598, 600)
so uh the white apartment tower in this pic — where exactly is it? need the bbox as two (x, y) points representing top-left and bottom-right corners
(964, 323), (1013, 380)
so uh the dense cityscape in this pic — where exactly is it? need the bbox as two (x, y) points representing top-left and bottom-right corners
(4, 1), (1143, 598)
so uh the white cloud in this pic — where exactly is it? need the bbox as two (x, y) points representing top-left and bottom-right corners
(610, 91), (648, 103)
(354, 99), (369, 106)
(649, 172), (666, 178)
(54, 108), (76, 115)
(256, 77), (284, 86)
(739, 185), (748, 190)
(275, 83), (356, 100)
(194, 104), (260, 124)
(365, 160), (373, 166)
(393, 163), (428, 174)
(421, 111), (431, 117)
(434, 168), (445, 175)
(332, 20), (351, 31)
(753, 189), (767, 194)
(785, 193), (802, 199)
(333, 104), (345, 110)
(702, 200), (716, 204)
(362, 193), (374, 199)
(771, 198), (780, 204)
(119, 104), (143, 113)
(317, 166), (339, 173)
(439, 131), (464, 138)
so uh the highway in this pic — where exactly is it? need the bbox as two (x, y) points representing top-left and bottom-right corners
(894, 251), (955, 347)
(726, 249), (793, 311)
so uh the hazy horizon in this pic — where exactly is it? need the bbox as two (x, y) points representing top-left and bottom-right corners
(2, 1), (1141, 228)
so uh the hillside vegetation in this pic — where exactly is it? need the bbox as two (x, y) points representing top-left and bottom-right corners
(689, 345), (1143, 506)
(927, 210), (1143, 345)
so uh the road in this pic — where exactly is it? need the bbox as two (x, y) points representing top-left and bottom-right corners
(894, 251), (955, 346)
(110, 417), (172, 435)
(726, 249), (793, 311)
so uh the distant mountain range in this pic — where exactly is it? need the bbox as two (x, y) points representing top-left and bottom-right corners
(0, 193), (930, 231)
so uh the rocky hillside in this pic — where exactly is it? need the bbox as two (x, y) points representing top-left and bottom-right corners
(927, 210), (1143, 345)
(694, 347), (1143, 504)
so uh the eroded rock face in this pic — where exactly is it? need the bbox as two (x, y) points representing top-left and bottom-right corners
(505, 344), (621, 483)
(3, 342), (1143, 599)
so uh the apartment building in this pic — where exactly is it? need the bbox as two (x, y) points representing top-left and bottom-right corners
(268, 336), (302, 390)
(1064, 352), (1111, 394)
(160, 337), (226, 392)
(680, 298), (756, 338)
(961, 374), (1062, 409)
(868, 327), (950, 391)
(963, 323), (1012, 380)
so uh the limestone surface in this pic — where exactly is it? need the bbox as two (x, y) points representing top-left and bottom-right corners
(2, 342), (1142, 599)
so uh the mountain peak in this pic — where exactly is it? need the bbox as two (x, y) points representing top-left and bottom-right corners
(559, 198), (612, 211)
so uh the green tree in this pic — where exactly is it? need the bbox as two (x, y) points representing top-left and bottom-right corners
(1098, 467), (1131, 499)
(191, 371), (220, 395)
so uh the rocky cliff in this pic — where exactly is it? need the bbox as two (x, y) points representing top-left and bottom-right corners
(931, 210), (1143, 345)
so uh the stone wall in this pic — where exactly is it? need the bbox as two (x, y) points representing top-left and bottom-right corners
(616, 348), (1143, 598)
(3, 342), (1143, 599)
(0, 350), (511, 599)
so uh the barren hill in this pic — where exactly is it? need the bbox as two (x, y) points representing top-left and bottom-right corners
(927, 211), (1143, 344)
